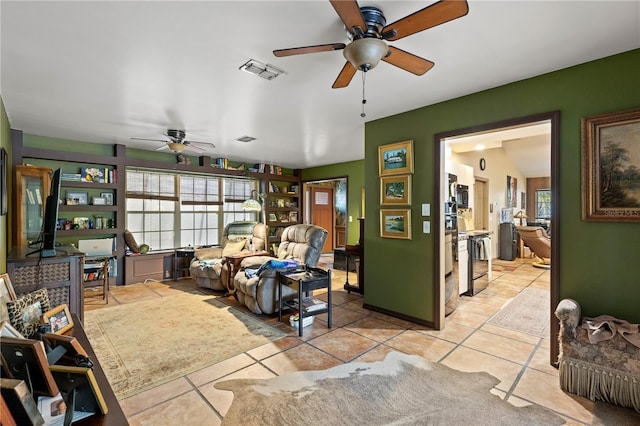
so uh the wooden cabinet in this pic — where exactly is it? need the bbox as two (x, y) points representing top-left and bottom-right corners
(7, 246), (85, 321)
(14, 165), (52, 247)
(263, 173), (301, 253)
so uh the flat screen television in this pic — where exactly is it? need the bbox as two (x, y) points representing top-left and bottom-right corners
(28, 168), (61, 257)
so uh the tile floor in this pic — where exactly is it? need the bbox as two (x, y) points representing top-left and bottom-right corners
(84, 255), (640, 425)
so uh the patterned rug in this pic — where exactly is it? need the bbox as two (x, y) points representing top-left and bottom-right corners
(216, 352), (564, 425)
(84, 291), (285, 399)
(487, 287), (550, 338)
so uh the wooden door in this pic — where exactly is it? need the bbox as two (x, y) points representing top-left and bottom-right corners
(474, 179), (488, 230)
(310, 186), (334, 253)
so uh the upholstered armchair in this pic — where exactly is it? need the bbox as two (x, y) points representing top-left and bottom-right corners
(190, 222), (267, 291)
(517, 226), (551, 268)
(234, 224), (328, 314)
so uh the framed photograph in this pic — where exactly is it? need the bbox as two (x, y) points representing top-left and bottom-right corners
(41, 304), (74, 335)
(378, 140), (413, 176)
(1, 378), (46, 425)
(100, 192), (114, 205)
(277, 199), (285, 208)
(0, 321), (25, 338)
(92, 197), (107, 205)
(289, 211), (298, 222)
(49, 365), (108, 415)
(73, 217), (90, 229)
(66, 190), (88, 205)
(582, 107), (640, 222)
(81, 167), (104, 183)
(268, 213), (277, 222)
(380, 175), (411, 205)
(42, 333), (87, 361)
(380, 209), (412, 240)
(6, 288), (50, 338)
(278, 213), (289, 222)
(0, 336), (59, 397)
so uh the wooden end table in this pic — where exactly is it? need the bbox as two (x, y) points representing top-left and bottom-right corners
(223, 251), (269, 291)
(278, 267), (332, 337)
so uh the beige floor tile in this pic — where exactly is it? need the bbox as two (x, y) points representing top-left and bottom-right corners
(245, 336), (301, 360)
(128, 390), (219, 426)
(385, 330), (457, 362)
(351, 344), (400, 363)
(417, 321), (475, 344)
(315, 304), (366, 328)
(445, 309), (490, 328)
(463, 329), (535, 365)
(260, 343), (342, 375)
(308, 328), (379, 362)
(120, 377), (192, 418)
(456, 300), (502, 317)
(512, 368), (595, 424)
(441, 346), (524, 392)
(187, 353), (255, 387)
(199, 362), (277, 418)
(480, 323), (541, 345)
(528, 345), (559, 375)
(344, 316), (405, 342)
(340, 298), (371, 315)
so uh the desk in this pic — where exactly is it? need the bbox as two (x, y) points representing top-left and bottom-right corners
(68, 314), (128, 425)
(173, 248), (195, 280)
(278, 267), (331, 337)
(223, 251), (269, 291)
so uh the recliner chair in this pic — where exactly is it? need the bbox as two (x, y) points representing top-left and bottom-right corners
(517, 226), (551, 269)
(234, 224), (328, 314)
(189, 221), (267, 291)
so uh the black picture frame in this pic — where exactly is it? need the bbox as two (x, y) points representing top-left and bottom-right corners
(0, 336), (60, 397)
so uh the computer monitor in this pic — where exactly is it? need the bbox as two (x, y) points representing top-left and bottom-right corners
(28, 168), (61, 257)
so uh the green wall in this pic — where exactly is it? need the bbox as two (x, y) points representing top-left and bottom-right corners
(302, 159), (364, 245)
(364, 49), (640, 323)
(0, 96), (11, 273)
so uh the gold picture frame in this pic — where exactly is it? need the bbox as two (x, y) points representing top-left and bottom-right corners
(380, 209), (411, 240)
(41, 304), (74, 335)
(380, 175), (411, 205)
(582, 107), (640, 222)
(378, 140), (413, 176)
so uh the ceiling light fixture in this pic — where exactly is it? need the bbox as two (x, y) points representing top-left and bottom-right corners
(240, 59), (285, 80)
(343, 37), (389, 118)
(167, 142), (186, 153)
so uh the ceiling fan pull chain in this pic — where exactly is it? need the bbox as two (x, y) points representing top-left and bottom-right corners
(361, 71), (367, 118)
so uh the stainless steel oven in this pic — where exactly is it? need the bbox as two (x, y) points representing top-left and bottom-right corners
(466, 232), (491, 296)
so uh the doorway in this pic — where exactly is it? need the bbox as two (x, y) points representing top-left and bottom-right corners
(435, 111), (560, 365)
(303, 178), (348, 254)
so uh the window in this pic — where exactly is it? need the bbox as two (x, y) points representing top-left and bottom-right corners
(126, 169), (258, 251)
(535, 189), (551, 219)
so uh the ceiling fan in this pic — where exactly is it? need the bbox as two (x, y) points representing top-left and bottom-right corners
(131, 129), (215, 153)
(273, 0), (469, 89)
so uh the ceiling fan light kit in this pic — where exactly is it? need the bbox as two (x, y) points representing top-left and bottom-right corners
(131, 129), (216, 153)
(167, 142), (186, 153)
(343, 37), (388, 72)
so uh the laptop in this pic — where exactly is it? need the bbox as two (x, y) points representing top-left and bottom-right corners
(78, 238), (114, 257)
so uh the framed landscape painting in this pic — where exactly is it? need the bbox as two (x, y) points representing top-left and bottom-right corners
(379, 140), (413, 176)
(380, 209), (411, 239)
(582, 107), (640, 222)
(380, 175), (411, 205)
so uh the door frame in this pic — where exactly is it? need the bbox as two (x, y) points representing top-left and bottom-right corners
(434, 111), (560, 365)
(303, 176), (349, 249)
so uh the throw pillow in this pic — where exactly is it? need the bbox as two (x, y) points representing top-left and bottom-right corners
(123, 229), (140, 253)
(222, 239), (247, 256)
(7, 288), (51, 338)
(195, 247), (223, 260)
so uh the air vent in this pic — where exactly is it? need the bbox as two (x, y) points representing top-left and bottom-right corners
(239, 59), (285, 80)
(235, 136), (257, 143)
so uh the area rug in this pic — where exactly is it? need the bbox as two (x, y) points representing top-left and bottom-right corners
(487, 287), (550, 338)
(215, 352), (564, 425)
(84, 292), (285, 399)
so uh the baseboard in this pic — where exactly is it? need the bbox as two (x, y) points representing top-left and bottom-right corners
(363, 303), (435, 329)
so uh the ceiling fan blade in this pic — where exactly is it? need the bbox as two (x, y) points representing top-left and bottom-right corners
(382, 46), (435, 76)
(329, 0), (367, 35)
(383, 0), (469, 41)
(155, 144), (169, 151)
(185, 141), (216, 149)
(131, 137), (167, 142)
(332, 61), (357, 89)
(274, 43), (346, 57)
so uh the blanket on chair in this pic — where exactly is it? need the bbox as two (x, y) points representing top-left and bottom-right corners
(584, 315), (640, 348)
(244, 259), (299, 278)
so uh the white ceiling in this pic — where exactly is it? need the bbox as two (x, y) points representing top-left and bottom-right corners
(2, 1), (639, 169)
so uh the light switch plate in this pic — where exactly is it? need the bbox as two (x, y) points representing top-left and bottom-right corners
(423, 221), (430, 233)
(422, 203), (430, 216)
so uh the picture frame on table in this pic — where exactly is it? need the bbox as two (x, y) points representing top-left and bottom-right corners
(48, 365), (108, 415)
(41, 304), (74, 335)
(380, 209), (412, 240)
(378, 140), (413, 177)
(0, 321), (24, 338)
(0, 336), (59, 397)
(380, 175), (411, 205)
(581, 107), (640, 222)
(66, 190), (88, 205)
(100, 192), (114, 205)
(6, 288), (50, 338)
